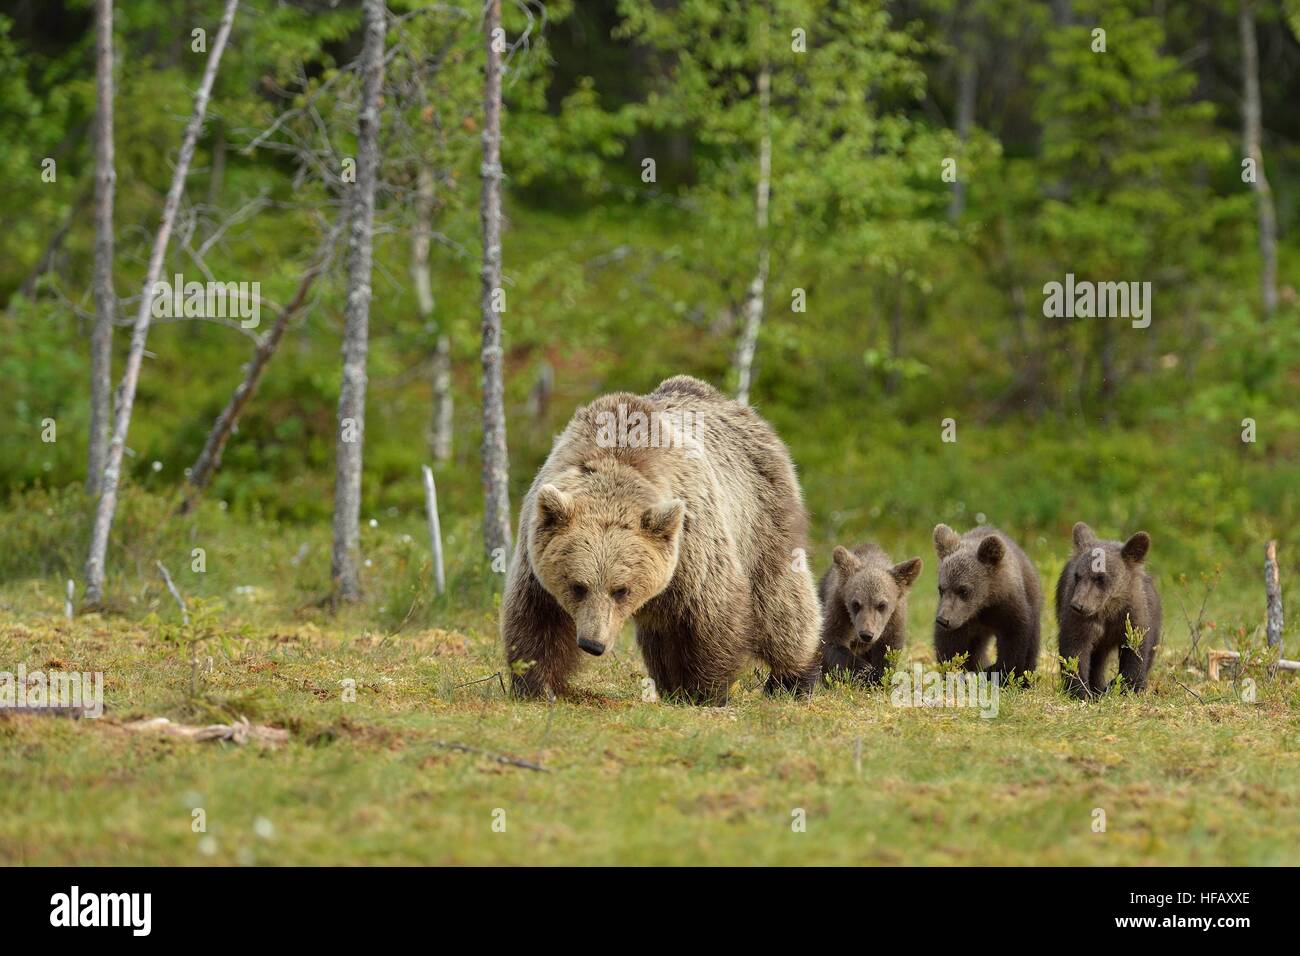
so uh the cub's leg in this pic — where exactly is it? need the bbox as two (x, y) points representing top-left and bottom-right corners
(1058, 618), (1099, 700)
(502, 556), (579, 699)
(937, 622), (988, 671)
(1088, 644), (1112, 697)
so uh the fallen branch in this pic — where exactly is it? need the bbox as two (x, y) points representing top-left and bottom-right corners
(429, 739), (548, 772)
(122, 716), (289, 747)
(1207, 648), (1300, 680)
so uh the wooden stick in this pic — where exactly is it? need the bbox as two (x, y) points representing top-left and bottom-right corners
(1265, 539), (1283, 648)
(155, 561), (189, 626)
(422, 465), (446, 595)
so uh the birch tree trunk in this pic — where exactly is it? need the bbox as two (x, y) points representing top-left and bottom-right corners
(88, 0), (116, 495)
(733, 56), (771, 407)
(413, 164), (453, 463)
(948, 45), (976, 223)
(1240, 0), (1279, 318)
(330, 0), (386, 602)
(479, 0), (513, 557)
(181, 220), (341, 508)
(83, 0), (239, 605)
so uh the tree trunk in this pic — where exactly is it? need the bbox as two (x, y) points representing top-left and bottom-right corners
(432, 333), (453, 462)
(88, 0), (116, 495)
(734, 54), (771, 407)
(479, 0), (513, 558)
(948, 45), (977, 223)
(1240, 0), (1279, 317)
(413, 164), (453, 463)
(330, 0), (386, 602)
(1265, 540), (1283, 648)
(181, 220), (341, 509)
(83, 0), (239, 606)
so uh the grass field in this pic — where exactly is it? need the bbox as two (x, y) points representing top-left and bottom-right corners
(2, 550), (1298, 866)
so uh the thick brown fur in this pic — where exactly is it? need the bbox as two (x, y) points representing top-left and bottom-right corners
(1055, 522), (1162, 699)
(502, 375), (822, 704)
(932, 524), (1043, 680)
(818, 544), (922, 685)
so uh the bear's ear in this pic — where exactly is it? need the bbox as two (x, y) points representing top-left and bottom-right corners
(891, 557), (923, 589)
(1121, 531), (1150, 565)
(536, 484), (575, 531)
(1072, 521), (1097, 553)
(976, 534), (1005, 566)
(832, 546), (860, 575)
(641, 499), (685, 543)
(933, 524), (960, 559)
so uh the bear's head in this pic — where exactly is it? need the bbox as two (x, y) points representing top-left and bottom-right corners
(529, 480), (685, 657)
(1062, 521), (1150, 618)
(830, 546), (922, 647)
(933, 523), (1005, 630)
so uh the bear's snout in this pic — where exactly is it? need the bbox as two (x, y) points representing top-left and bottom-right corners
(857, 629), (875, 641)
(935, 615), (952, 630)
(577, 636), (607, 656)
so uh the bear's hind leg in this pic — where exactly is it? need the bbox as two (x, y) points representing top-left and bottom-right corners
(753, 568), (822, 699)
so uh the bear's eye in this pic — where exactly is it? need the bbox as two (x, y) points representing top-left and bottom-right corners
(611, 586), (629, 601)
(876, 602), (887, 613)
(1093, 574), (1105, 585)
(956, 586), (972, 600)
(571, 583), (588, 601)
(850, 600), (862, 614)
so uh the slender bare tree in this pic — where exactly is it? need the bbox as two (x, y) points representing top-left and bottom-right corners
(413, 164), (453, 463)
(948, 33), (977, 223)
(83, 0), (240, 605)
(733, 31), (771, 407)
(88, 0), (115, 494)
(181, 220), (342, 509)
(479, 0), (512, 557)
(330, 0), (387, 602)
(1239, 0), (1279, 317)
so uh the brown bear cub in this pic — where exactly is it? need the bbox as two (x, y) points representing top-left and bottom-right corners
(501, 375), (823, 704)
(932, 524), (1043, 680)
(1055, 522), (1161, 699)
(818, 544), (922, 685)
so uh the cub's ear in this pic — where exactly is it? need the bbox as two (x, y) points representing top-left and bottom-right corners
(832, 546), (860, 575)
(536, 484), (575, 531)
(1072, 521), (1097, 553)
(641, 499), (686, 543)
(891, 557), (924, 589)
(933, 524), (961, 559)
(1121, 531), (1150, 565)
(976, 534), (1005, 566)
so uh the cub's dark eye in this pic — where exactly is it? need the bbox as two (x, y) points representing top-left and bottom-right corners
(611, 586), (629, 601)
(1093, 575), (1105, 586)
(850, 601), (862, 614)
(1075, 570), (1082, 581)
(571, 583), (588, 601)
(957, 587), (972, 600)
(876, 603), (887, 613)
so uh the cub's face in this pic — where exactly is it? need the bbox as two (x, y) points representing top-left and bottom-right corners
(831, 547), (922, 647)
(530, 483), (685, 657)
(933, 524), (1003, 631)
(1063, 522), (1150, 618)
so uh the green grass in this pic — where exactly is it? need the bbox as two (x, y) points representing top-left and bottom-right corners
(2, 570), (1298, 865)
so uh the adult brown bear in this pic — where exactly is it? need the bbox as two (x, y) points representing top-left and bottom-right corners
(501, 375), (821, 704)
